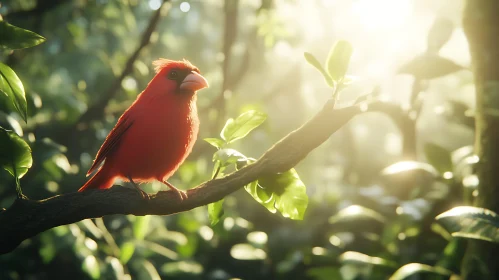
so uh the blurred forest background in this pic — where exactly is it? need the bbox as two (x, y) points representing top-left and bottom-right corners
(0, 0), (484, 279)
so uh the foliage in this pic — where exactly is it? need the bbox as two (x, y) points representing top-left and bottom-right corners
(205, 109), (308, 225)
(0, 19), (43, 197)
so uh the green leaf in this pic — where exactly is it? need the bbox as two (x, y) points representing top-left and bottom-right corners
(444, 100), (475, 129)
(213, 148), (247, 166)
(119, 242), (135, 264)
(424, 143), (453, 175)
(211, 160), (225, 178)
(303, 52), (334, 87)
(436, 206), (499, 243)
(435, 238), (467, 273)
(82, 255), (101, 280)
(427, 18), (454, 54)
(326, 40), (353, 82)
(107, 257), (125, 280)
(220, 110), (267, 143)
(257, 169), (308, 220)
(133, 215), (150, 240)
(0, 127), (32, 180)
(236, 157), (257, 170)
(0, 21), (46, 50)
(208, 199), (224, 226)
(306, 267), (341, 280)
(381, 161), (438, 177)
(204, 137), (225, 149)
(389, 263), (452, 280)
(142, 260), (162, 280)
(329, 205), (386, 224)
(39, 232), (56, 264)
(245, 180), (277, 213)
(339, 251), (397, 268)
(0, 63), (28, 121)
(451, 145), (474, 165)
(137, 240), (178, 259)
(177, 234), (198, 258)
(397, 53), (464, 80)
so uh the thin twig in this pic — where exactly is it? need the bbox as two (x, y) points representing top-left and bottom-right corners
(95, 218), (121, 257)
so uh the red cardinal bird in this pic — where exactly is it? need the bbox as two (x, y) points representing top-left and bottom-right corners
(78, 59), (209, 199)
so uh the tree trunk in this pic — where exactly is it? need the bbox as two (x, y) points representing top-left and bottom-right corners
(462, 1), (499, 279)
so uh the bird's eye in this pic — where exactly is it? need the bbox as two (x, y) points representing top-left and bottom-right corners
(168, 70), (179, 80)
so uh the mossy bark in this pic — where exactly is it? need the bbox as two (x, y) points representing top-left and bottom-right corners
(462, 1), (499, 279)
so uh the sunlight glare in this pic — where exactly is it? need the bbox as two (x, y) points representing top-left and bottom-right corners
(384, 133), (402, 155)
(365, 60), (391, 79)
(274, 41), (294, 57)
(351, 0), (413, 31)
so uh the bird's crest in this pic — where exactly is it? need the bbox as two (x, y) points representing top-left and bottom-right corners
(153, 58), (199, 73)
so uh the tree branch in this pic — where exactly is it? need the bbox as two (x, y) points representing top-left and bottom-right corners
(207, 0), (240, 132)
(0, 99), (371, 254)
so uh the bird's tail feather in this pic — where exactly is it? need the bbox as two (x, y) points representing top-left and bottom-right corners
(78, 165), (115, 192)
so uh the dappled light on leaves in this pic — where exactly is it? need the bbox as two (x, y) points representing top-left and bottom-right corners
(382, 161), (438, 176)
(436, 206), (499, 242)
(389, 263), (453, 280)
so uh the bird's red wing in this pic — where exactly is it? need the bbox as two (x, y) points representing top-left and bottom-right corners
(86, 114), (134, 176)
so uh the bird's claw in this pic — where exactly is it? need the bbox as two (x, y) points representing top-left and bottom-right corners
(163, 180), (187, 201)
(135, 187), (150, 200)
(128, 175), (150, 200)
(171, 188), (187, 201)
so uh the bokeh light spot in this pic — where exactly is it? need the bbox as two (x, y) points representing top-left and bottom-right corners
(329, 235), (342, 247)
(443, 171), (453, 179)
(230, 244), (267, 260)
(312, 247), (327, 255)
(85, 238), (98, 251)
(463, 174), (479, 189)
(148, 0), (161, 10)
(247, 231), (268, 244)
(199, 226), (214, 241)
(180, 2), (191, 12)
(398, 232), (406, 240)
